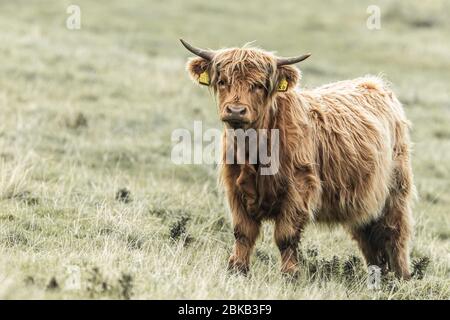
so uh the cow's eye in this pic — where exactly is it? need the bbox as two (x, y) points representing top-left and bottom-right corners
(252, 84), (265, 92)
(217, 80), (227, 88)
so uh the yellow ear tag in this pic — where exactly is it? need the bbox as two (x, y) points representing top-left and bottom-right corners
(198, 71), (210, 86)
(277, 78), (288, 92)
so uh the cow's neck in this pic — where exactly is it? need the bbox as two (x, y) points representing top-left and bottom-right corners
(227, 95), (299, 217)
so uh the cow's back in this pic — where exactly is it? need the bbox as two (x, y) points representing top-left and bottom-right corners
(299, 76), (407, 226)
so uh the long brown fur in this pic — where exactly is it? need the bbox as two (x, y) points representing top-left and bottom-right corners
(185, 46), (415, 279)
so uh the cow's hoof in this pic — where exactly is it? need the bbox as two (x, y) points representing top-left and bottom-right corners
(227, 257), (249, 276)
(281, 264), (300, 280)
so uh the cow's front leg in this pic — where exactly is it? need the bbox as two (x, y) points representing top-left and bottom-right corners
(228, 211), (261, 275)
(274, 209), (308, 277)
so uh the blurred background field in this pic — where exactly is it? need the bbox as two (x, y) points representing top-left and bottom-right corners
(0, 0), (449, 299)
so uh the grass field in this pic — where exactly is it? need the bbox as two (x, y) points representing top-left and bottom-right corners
(0, 0), (449, 299)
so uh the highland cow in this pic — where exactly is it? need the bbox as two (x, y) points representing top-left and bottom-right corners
(181, 39), (415, 279)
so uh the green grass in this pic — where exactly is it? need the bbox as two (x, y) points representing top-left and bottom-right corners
(0, 0), (449, 299)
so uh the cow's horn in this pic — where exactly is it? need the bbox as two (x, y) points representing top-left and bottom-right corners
(277, 53), (311, 66)
(180, 39), (214, 61)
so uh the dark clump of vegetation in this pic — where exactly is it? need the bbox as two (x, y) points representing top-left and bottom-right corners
(299, 247), (432, 294)
(437, 232), (450, 240)
(433, 129), (450, 140)
(126, 234), (145, 250)
(24, 275), (35, 286)
(302, 246), (321, 278)
(408, 17), (438, 29)
(86, 267), (134, 299)
(149, 207), (191, 222)
(87, 267), (110, 297)
(299, 246), (367, 284)
(46, 277), (60, 291)
(22, 220), (42, 232)
(99, 226), (114, 235)
(306, 246), (319, 259)
(342, 255), (364, 282)
(319, 255), (342, 280)
(381, 272), (399, 293)
(423, 192), (440, 204)
(169, 215), (193, 245)
(212, 216), (229, 232)
(65, 112), (88, 129)
(0, 214), (15, 221)
(3, 232), (28, 247)
(169, 216), (189, 240)
(255, 249), (274, 265)
(118, 273), (133, 300)
(14, 191), (40, 206)
(384, 3), (442, 30)
(148, 207), (168, 217)
(115, 188), (132, 203)
(412, 256), (431, 280)
(170, 216), (189, 240)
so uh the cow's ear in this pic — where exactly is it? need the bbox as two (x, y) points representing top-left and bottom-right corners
(276, 65), (300, 92)
(186, 57), (211, 86)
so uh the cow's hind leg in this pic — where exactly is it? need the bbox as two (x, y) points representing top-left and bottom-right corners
(382, 190), (413, 279)
(351, 162), (413, 279)
(351, 199), (412, 279)
(350, 221), (389, 273)
(382, 142), (414, 279)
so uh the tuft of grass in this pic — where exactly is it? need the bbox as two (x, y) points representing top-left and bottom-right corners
(118, 273), (134, 300)
(115, 188), (132, 203)
(14, 191), (40, 206)
(65, 112), (88, 129)
(85, 267), (135, 299)
(0, 158), (35, 201)
(126, 233), (145, 250)
(342, 256), (365, 282)
(412, 256), (431, 280)
(46, 277), (60, 291)
(255, 249), (273, 265)
(24, 276), (35, 286)
(169, 216), (190, 241)
(2, 232), (29, 247)
(86, 267), (110, 298)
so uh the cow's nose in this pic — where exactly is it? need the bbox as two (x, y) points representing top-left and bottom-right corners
(225, 105), (247, 117)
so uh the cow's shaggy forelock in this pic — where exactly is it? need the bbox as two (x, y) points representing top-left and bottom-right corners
(210, 48), (277, 89)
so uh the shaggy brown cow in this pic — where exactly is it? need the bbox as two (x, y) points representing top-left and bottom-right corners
(181, 39), (415, 279)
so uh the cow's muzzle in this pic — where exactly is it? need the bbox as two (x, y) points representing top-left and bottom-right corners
(222, 118), (249, 129)
(222, 105), (250, 129)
